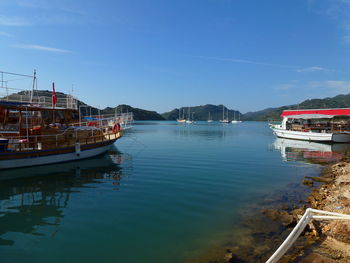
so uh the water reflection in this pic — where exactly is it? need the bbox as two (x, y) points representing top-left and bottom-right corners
(175, 122), (239, 140)
(0, 150), (130, 246)
(271, 138), (350, 163)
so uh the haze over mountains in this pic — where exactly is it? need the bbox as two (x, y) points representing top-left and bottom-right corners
(5, 90), (350, 121)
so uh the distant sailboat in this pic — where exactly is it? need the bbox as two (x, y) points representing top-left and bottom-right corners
(219, 105), (229, 123)
(231, 111), (243, 123)
(177, 108), (186, 123)
(186, 107), (193, 124)
(231, 111), (240, 123)
(207, 112), (213, 122)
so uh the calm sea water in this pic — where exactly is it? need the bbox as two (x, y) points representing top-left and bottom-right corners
(0, 121), (336, 263)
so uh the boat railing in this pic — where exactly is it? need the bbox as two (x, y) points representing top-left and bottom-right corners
(0, 70), (78, 110)
(80, 112), (133, 129)
(0, 127), (122, 153)
(283, 121), (350, 132)
(0, 90), (78, 109)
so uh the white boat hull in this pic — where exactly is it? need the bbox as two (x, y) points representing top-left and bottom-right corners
(0, 143), (113, 170)
(271, 128), (350, 143)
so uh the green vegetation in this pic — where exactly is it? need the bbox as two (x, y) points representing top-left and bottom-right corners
(243, 94), (350, 121)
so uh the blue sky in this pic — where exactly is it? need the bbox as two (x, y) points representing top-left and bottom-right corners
(1, 0), (350, 113)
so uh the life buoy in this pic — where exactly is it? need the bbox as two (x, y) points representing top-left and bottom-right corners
(112, 124), (117, 133)
(112, 123), (121, 133)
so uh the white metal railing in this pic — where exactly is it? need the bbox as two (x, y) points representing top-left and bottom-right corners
(0, 92), (78, 109)
(0, 71), (78, 110)
(266, 208), (350, 263)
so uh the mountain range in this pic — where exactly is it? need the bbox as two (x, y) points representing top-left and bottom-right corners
(242, 94), (350, 121)
(5, 90), (350, 121)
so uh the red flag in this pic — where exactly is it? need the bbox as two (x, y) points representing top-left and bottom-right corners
(52, 82), (57, 106)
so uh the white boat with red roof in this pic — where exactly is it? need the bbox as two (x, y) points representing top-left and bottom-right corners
(270, 108), (350, 143)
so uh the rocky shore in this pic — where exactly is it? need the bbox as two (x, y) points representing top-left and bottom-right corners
(187, 157), (350, 263)
(296, 159), (350, 262)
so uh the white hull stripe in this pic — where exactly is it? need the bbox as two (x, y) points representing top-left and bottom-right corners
(0, 143), (114, 169)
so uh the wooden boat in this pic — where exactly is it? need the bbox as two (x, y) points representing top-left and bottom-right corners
(270, 108), (350, 142)
(177, 108), (186, 123)
(0, 70), (129, 169)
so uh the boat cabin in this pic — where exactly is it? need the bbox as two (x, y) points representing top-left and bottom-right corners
(0, 101), (79, 138)
(280, 109), (350, 133)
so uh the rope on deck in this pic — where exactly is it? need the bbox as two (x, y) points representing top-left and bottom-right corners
(266, 208), (350, 263)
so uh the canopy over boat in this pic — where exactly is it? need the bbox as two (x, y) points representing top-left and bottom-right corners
(281, 108), (350, 118)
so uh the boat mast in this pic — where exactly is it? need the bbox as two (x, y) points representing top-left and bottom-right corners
(222, 105), (224, 120)
(30, 69), (36, 103)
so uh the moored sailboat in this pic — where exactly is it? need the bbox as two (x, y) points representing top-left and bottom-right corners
(177, 108), (186, 123)
(231, 111), (242, 123)
(207, 112), (213, 122)
(186, 107), (193, 123)
(219, 105), (229, 123)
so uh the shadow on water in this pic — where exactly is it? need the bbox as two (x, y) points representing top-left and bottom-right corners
(0, 147), (131, 247)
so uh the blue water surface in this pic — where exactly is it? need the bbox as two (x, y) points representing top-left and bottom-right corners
(0, 121), (323, 263)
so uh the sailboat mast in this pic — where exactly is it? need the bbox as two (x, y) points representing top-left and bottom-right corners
(222, 105), (224, 120)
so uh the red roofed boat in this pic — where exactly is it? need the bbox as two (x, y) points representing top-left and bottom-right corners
(270, 108), (350, 142)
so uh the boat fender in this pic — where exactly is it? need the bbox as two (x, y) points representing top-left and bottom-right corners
(88, 121), (98, 127)
(75, 142), (81, 156)
(112, 124), (117, 133)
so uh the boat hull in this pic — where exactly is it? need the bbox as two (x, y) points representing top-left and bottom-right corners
(0, 140), (116, 170)
(271, 128), (350, 142)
